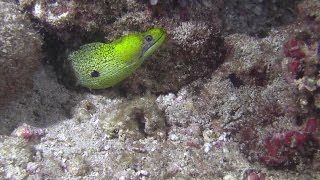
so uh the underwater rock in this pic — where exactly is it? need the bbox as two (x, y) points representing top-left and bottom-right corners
(121, 22), (225, 94)
(0, 137), (33, 179)
(66, 155), (90, 176)
(157, 28), (318, 169)
(0, 68), (73, 135)
(298, 0), (320, 23)
(0, 0), (319, 179)
(0, 1), (42, 104)
(99, 95), (166, 140)
(222, 0), (300, 37)
(260, 117), (319, 167)
(20, 0), (225, 95)
(19, 0), (128, 32)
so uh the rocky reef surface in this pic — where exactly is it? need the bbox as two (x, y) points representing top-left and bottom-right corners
(0, 0), (319, 179)
(0, 1), (42, 105)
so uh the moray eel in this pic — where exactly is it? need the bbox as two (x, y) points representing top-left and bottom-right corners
(69, 28), (166, 89)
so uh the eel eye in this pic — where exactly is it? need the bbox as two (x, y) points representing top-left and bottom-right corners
(91, 70), (100, 77)
(145, 35), (153, 42)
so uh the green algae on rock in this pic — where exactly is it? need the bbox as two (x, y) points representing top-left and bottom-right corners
(69, 28), (167, 89)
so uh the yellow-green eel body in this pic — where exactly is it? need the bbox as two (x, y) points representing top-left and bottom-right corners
(69, 28), (166, 89)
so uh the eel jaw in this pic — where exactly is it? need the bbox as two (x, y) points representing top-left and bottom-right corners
(140, 32), (166, 59)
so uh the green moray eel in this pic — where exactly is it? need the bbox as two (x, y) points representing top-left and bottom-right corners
(69, 28), (167, 89)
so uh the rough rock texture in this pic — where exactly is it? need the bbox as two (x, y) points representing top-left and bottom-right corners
(0, 0), (320, 179)
(0, 67), (75, 135)
(121, 22), (225, 94)
(98, 95), (166, 140)
(20, 0), (129, 32)
(222, 0), (301, 37)
(0, 1), (42, 104)
(0, 137), (34, 179)
(298, 0), (320, 23)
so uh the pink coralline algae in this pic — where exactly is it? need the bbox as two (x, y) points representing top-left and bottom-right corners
(260, 118), (319, 167)
(284, 39), (306, 60)
(287, 59), (301, 74)
(283, 39), (306, 76)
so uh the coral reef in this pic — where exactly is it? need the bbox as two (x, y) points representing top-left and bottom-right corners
(260, 118), (319, 167)
(20, 0), (128, 32)
(298, 0), (320, 22)
(121, 22), (225, 94)
(18, 0), (225, 95)
(0, 1), (42, 104)
(1, 0), (320, 179)
(282, 33), (320, 115)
